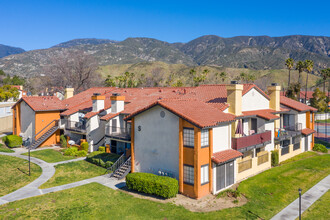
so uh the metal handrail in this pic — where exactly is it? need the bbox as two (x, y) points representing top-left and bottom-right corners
(107, 154), (125, 174)
(33, 119), (59, 143)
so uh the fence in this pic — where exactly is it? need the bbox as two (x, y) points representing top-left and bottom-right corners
(257, 152), (269, 165)
(281, 146), (290, 155)
(238, 159), (252, 173)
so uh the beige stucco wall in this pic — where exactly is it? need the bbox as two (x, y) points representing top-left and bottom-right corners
(0, 115), (13, 133)
(236, 151), (271, 182)
(278, 143), (302, 163)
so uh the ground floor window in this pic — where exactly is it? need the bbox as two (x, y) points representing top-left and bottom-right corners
(201, 164), (209, 185)
(183, 165), (194, 185)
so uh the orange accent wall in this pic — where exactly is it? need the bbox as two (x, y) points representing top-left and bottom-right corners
(34, 111), (60, 147)
(179, 118), (184, 193)
(209, 129), (213, 192)
(13, 103), (21, 135)
(110, 96), (125, 101)
(131, 118), (135, 172)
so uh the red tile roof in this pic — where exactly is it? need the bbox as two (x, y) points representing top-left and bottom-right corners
(13, 96), (65, 111)
(280, 96), (317, 112)
(301, 128), (316, 136)
(241, 109), (280, 121)
(125, 98), (236, 128)
(100, 112), (121, 121)
(212, 149), (243, 164)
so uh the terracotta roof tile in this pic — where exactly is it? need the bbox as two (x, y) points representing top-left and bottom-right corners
(301, 128), (316, 136)
(241, 109), (280, 120)
(100, 112), (121, 121)
(212, 149), (243, 164)
(280, 96), (317, 112)
(14, 96), (65, 111)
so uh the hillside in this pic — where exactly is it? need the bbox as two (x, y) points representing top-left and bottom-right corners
(0, 35), (329, 77)
(0, 44), (25, 58)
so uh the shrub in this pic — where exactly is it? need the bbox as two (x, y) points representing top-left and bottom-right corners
(271, 150), (279, 167)
(64, 147), (79, 156)
(60, 135), (67, 148)
(98, 146), (105, 152)
(2, 136), (7, 143)
(313, 144), (328, 153)
(77, 150), (87, 157)
(86, 152), (120, 168)
(217, 188), (241, 199)
(81, 142), (89, 152)
(3, 135), (22, 148)
(126, 172), (178, 199)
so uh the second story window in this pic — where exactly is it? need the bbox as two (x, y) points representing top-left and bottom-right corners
(183, 128), (194, 147)
(201, 129), (209, 147)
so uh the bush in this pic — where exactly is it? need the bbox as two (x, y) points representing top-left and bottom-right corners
(60, 135), (67, 148)
(64, 147), (79, 156)
(98, 146), (105, 152)
(81, 142), (89, 152)
(86, 152), (120, 168)
(3, 135), (22, 148)
(76, 150), (87, 157)
(313, 144), (328, 153)
(2, 136), (7, 143)
(126, 172), (178, 199)
(271, 150), (279, 167)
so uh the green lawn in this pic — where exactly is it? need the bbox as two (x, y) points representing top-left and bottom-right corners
(39, 160), (106, 189)
(0, 154), (329, 219)
(300, 190), (330, 219)
(0, 155), (42, 197)
(315, 119), (330, 123)
(0, 143), (14, 153)
(280, 151), (318, 165)
(22, 149), (76, 163)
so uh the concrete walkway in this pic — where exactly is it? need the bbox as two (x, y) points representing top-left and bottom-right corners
(0, 148), (125, 206)
(271, 175), (330, 220)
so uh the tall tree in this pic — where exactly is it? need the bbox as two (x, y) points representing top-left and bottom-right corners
(295, 61), (305, 101)
(304, 60), (314, 104)
(310, 88), (327, 112)
(216, 72), (228, 83)
(285, 58), (295, 88)
(320, 68), (330, 94)
(0, 85), (19, 101)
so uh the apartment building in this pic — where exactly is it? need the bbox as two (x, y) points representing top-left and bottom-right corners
(12, 82), (316, 199)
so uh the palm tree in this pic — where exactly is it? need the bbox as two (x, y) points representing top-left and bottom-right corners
(320, 68), (330, 94)
(216, 72), (228, 83)
(296, 61), (305, 101)
(285, 58), (295, 88)
(304, 60), (314, 104)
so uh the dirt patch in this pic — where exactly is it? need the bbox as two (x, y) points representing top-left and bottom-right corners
(119, 187), (248, 212)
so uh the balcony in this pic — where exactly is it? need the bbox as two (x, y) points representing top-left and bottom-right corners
(232, 130), (272, 151)
(275, 123), (302, 141)
(65, 120), (87, 133)
(105, 126), (131, 141)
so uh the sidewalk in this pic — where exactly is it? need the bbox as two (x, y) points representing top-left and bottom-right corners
(271, 175), (330, 220)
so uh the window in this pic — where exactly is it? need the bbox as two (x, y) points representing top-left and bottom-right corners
(201, 164), (209, 185)
(201, 129), (209, 147)
(183, 165), (194, 185)
(183, 128), (194, 147)
(112, 119), (117, 132)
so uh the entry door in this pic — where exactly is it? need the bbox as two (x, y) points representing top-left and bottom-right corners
(251, 118), (257, 133)
(226, 161), (235, 186)
(216, 164), (225, 191)
(305, 136), (309, 151)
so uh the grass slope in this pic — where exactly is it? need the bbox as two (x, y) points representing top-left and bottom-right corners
(0, 155), (42, 197)
(22, 149), (76, 163)
(40, 160), (106, 189)
(300, 190), (330, 219)
(0, 144), (14, 153)
(0, 154), (329, 219)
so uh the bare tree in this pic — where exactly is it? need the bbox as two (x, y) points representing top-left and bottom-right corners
(43, 50), (100, 93)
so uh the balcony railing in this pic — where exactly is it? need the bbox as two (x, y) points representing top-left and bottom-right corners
(238, 159), (252, 173)
(105, 126), (131, 140)
(232, 130), (272, 151)
(275, 123), (302, 141)
(281, 146), (290, 155)
(65, 120), (87, 133)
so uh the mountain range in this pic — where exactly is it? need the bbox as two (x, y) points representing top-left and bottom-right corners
(0, 35), (329, 77)
(0, 44), (25, 59)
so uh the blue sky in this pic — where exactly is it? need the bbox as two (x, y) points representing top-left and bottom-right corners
(1, 0), (329, 50)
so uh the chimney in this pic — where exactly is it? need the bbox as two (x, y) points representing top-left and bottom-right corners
(64, 86), (74, 99)
(92, 93), (105, 112)
(268, 83), (281, 111)
(110, 93), (125, 113)
(226, 81), (243, 116)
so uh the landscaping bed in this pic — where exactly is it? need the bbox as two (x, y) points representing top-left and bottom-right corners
(86, 151), (121, 168)
(0, 143), (14, 153)
(39, 160), (106, 189)
(22, 149), (77, 163)
(0, 155), (42, 197)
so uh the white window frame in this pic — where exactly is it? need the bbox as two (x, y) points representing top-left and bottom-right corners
(201, 164), (209, 185)
(201, 129), (209, 148)
(183, 165), (194, 185)
(183, 128), (194, 148)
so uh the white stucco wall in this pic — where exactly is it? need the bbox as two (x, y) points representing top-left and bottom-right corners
(264, 121), (275, 151)
(20, 101), (35, 140)
(242, 88), (269, 111)
(87, 115), (105, 152)
(243, 119), (249, 135)
(297, 113), (306, 129)
(213, 123), (231, 153)
(301, 136), (306, 152)
(134, 105), (180, 179)
(70, 112), (79, 122)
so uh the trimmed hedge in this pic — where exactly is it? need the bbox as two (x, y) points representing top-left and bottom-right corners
(98, 146), (105, 152)
(81, 142), (89, 152)
(3, 135), (22, 148)
(86, 152), (120, 168)
(64, 147), (79, 156)
(271, 150), (279, 167)
(313, 144), (328, 153)
(126, 172), (178, 199)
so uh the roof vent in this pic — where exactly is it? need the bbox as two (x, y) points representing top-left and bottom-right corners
(271, 83), (278, 86)
(93, 93), (101, 96)
(231, 80), (239, 84)
(112, 93), (120, 96)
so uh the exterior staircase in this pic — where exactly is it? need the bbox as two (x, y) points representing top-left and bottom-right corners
(108, 155), (131, 180)
(30, 120), (59, 149)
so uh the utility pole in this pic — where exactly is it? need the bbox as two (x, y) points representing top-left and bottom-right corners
(299, 188), (302, 220)
(28, 147), (31, 176)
